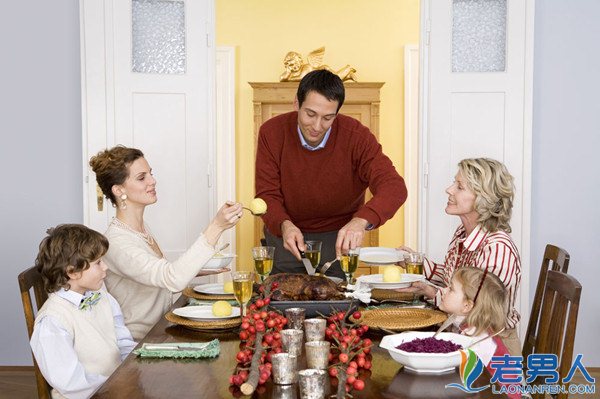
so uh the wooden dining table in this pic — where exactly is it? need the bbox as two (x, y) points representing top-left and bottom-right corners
(93, 296), (506, 399)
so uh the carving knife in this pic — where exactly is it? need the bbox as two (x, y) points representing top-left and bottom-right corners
(299, 250), (316, 275)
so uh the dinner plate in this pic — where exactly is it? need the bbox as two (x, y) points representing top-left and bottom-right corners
(359, 247), (407, 265)
(193, 283), (228, 295)
(358, 273), (425, 289)
(172, 306), (241, 321)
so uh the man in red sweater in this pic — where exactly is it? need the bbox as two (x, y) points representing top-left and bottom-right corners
(255, 70), (407, 278)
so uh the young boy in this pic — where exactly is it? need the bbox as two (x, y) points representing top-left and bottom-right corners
(30, 224), (136, 399)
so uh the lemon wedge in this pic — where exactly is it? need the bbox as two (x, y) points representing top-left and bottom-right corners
(212, 300), (233, 317)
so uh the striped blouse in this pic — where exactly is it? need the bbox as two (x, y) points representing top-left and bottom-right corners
(424, 224), (521, 329)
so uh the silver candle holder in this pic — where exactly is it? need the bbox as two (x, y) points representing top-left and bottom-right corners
(272, 383), (298, 399)
(303, 318), (326, 342)
(285, 307), (306, 330)
(271, 352), (298, 385)
(305, 341), (330, 370)
(298, 369), (327, 399)
(281, 329), (304, 356)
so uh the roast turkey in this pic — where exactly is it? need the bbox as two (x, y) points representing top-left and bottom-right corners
(263, 273), (345, 301)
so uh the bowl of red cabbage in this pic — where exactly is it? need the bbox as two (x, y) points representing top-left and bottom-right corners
(379, 331), (473, 374)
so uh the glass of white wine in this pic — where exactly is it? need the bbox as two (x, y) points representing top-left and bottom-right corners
(340, 247), (360, 284)
(231, 271), (254, 317)
(252, 246), (275, 283)
(305, 240), (322, 270)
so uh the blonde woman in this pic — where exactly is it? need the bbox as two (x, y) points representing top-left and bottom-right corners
(90, 146), (242, 339)
(400, 158), (521, 355)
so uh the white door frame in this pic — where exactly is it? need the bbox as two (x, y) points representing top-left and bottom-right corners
(417, 0), (536, 338)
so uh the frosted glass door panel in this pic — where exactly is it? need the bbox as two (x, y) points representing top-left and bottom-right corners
(452, 0), (506, 72)
(132, 0), (186, 74)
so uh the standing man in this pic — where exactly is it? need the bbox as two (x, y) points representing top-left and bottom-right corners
(255, 70), (407, 278)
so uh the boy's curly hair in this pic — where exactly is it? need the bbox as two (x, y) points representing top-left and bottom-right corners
(35, 224), (108, 292)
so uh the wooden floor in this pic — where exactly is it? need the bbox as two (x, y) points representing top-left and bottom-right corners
(1, 367), (597, 399)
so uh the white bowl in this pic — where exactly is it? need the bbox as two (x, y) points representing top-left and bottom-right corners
(379, 331), (473, 374)
(204, 253), (236, 269)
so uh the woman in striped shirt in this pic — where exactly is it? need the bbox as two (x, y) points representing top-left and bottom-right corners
(401, 158), (522, 355)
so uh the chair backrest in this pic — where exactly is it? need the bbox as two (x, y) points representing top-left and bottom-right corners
(18, 265), (52, 399)
(529, 270), (581, 399)
(523, 244), (570, 358)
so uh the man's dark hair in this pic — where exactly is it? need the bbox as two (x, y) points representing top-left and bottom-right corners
(297, 70), (345, 113)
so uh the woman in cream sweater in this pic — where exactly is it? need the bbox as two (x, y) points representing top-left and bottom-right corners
(90, 146), (242, 339)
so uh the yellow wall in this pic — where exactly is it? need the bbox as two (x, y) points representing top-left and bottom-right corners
(216, 0), (420, 269)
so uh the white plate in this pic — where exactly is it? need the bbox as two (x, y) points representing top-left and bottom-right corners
(359, 247), (407, 265)
(172, 306), (240, 321)
(193, 283), (230, 295)
(204, 254), (236, 270)
(358, 273), (425, 289)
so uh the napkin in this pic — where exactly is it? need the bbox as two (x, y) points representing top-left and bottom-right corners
(344, 280), (372, 304)
(133, 339), (220, 359)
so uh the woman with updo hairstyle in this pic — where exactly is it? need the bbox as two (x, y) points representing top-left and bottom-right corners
(90, 145), (243, 339)
(398, 158), (522, 356)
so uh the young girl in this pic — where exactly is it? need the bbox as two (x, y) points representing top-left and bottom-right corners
(30, 224), (136, 399)
(439, 266), (521, 398)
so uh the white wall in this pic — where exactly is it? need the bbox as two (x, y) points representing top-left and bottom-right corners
(0, 1), (82, 365)
(532, 0), (600, 366)
(1, 0), (599, 368)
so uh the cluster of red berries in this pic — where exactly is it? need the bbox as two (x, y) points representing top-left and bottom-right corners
(325, 310), (373, 393)
(229, 283), (287, 388)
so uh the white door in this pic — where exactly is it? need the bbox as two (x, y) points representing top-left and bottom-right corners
(420, 0), (534, 332)
(80, 0), (217, 262)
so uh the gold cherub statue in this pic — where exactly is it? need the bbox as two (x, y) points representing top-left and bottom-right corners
(279, 47), (357, 82)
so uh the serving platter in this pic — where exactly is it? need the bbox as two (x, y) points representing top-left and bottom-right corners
(269, 300), (355, 318)
(193, 283), (228, 295)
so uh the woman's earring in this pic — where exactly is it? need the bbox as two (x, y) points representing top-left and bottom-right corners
(120, 194), (128, 210)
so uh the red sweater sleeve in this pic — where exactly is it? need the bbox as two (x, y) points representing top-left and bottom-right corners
(255, 116), (292, 237)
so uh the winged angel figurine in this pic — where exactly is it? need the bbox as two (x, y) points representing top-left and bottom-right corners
(279, 47), (357, 82)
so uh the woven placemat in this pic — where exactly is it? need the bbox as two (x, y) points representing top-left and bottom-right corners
(183, 287), (235, 301)
(370, 289), (416, 301)
(165, 311), (241, 331)
(351, 307), (447, 331)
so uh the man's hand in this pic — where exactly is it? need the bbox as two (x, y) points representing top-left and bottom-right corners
(335, 217), (369, 257)
(281, 220), (305, 260)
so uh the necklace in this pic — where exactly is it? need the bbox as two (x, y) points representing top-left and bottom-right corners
(111, 217), (155, 247)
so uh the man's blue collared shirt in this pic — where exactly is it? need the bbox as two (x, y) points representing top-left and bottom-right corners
(297, 126), (331, 151)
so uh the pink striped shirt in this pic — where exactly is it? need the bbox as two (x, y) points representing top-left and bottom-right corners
(424, 224), (521, 329)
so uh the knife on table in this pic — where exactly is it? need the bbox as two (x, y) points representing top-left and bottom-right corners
(142, 343), (210, 351)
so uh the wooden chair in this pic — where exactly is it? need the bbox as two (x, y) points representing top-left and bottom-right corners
(18, 266), (52, 399)
(523, 244), (570, 358)
(529, 270), (582, 399)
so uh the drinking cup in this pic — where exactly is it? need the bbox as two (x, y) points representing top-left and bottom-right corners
(298, 369), (327, 399)
(271, 352), (298, 385)
(305, 341), (330, 370)
(285, 307), (306, 330)
(404, 252), (424, 274)
(281, 329), (304, 356)
(303, 318), (326, 342)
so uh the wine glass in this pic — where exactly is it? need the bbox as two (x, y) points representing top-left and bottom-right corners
(231, 271), (254, 317)
(405, 252), (424, 275)
(305, 240), (322, 269)
(252, 246), (275, 283)
(340, 247), (360, 284)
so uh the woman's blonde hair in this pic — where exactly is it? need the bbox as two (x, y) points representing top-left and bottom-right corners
(453, 267), (508, 336)
(458, 158), (514, 233)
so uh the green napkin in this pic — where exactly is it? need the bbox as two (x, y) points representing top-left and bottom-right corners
(133, 339), (220, 359)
